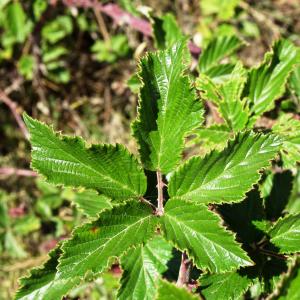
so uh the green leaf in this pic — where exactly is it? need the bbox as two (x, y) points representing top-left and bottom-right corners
(157, 279), (200, 300)
(278, 266), (300, 300)
(153, 13), (183, 49)
(118, 235), (173, 300)
(127, 73), (141, 94)
(132, 40), (204, 174)
(187, 124), (231, 154)
(33, 0), (48, 21)
(197, 62), (249, 131)
(289, 66), (300, 99)
(15, 246), (81, 300)
(269, 214), (300, 254)
(196, 73), (221, 104)
(72, 190), (112, 218)
(57, 201), (158, 279)
(13, 215), (40, 235)
(169, 131), (281, 204)
(6, 2), (28, 42)
(200, 0), (241, 20)
(218, 63), (249, 131)
(4, 230), (27, 259)
(42, 15), (73, 44)
(23, 113), (147, 201)
(0, 191), (9, 228)
(285, 170), (300, 215)
(198, 35), (244, 73)
(42, 46), (68, 63)
(160, 198), (252, 273)
(18, 55), (35, 80)
(204, 63), (235, 84)
(161, 14), (183, 48)
(199, 271), (253, 300)
(272, 114), (300, 168)
(244, 39), (300, 121)
(91, 35), (129, 63)
(119, 0), (140, 16)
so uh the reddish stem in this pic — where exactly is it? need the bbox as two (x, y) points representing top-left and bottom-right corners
(156, 171), (164, 216)
(0, 167), (37, 177)
(0, 90), (29, 139)
(61, 0), (201, 55)
(177, 252), (192, 287)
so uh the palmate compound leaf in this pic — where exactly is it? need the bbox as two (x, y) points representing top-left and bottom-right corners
(244, 39), (300, 123)
(198, 35), (244, 73)
(23, 113), (147, 201)
(118, 235), (173, 300)
(57, 201), (158, 279)
(160, 198), (253, 273)
(169, 131), (282, 204)
(199, 271), (253, 300)
(15, 246), (81, 300)
(156, 279), (200, 300)
(132, 39), (204, 174)
(196, 62), (249, 131)
(269, 213), (300, 254)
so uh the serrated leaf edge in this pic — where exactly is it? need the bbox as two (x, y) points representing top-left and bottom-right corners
(23, 113), (146, 198)
(131, 39), (204, 173)
(160, 198), (254, 273)
(170, 130), (282, 205)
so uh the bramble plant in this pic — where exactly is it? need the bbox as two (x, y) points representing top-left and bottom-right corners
(16, 37), (300, 300)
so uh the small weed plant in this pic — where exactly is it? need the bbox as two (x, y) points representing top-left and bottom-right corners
(16, 37), (300, 299)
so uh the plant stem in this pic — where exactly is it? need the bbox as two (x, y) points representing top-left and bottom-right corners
(93, 5), (110, 42)
(156, 171), (164, 216)
(177, 252), (192, 287)
(61, 1), (201, 55)
(139, 197), (156, 210)
(0, 89), (29, 140)
(0, 167), (37, 177)
(265, 255), (299, 300)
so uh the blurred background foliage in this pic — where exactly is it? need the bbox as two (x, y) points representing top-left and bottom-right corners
(0, 0), (300, 298)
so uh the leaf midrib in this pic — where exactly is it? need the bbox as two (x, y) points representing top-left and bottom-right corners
(164, 210), (249, 268)
(58, 213), (154, 278)
(37, 131), (140, 196)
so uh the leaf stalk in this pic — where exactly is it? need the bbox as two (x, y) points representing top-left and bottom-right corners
(177, 251), (192, 287)
(156, 171), (165, 216)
